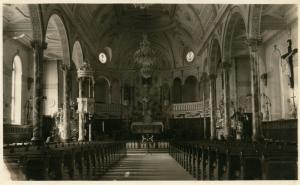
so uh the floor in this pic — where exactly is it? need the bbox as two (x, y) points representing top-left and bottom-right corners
(100, 153), (195, 180)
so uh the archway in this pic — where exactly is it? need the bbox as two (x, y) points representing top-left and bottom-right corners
(183, 76), (199, 102)
(42, 14), (71, 141)
(172, 78), (182, 103)
(223, 10), (253, 139)
(95, 76), (110, 104)
(42, 14), (70, 116)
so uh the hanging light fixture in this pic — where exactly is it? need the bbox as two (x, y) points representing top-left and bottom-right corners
(133, 4), (152, 10)
(134, 34), (156, 79)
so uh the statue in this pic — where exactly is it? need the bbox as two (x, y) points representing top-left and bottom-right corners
(281, 39), (297, 89)
(288, 91), (297, 119)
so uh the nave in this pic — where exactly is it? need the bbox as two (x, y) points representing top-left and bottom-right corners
(2, 3), (298, 181)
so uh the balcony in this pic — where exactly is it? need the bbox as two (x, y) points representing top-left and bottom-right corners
(3, 124), (33, 144)
(172, 100), (210, 119)
(94, 103), (121, 118)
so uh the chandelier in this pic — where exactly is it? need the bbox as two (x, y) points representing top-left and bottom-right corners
(133, 4), (152, 9)
(134, 34), (156, 79)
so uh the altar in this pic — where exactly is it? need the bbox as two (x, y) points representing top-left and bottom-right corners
(131, 122), (164, 134)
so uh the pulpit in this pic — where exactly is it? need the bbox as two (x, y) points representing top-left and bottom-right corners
(77, 98), (95, 114)
(77, 62), (95, 141)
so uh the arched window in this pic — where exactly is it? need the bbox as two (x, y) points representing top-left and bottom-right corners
(11, 55), (22, 125)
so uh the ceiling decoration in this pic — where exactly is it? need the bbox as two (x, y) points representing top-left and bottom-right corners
(3, 4), (295, 70)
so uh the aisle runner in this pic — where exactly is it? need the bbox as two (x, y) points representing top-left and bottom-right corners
(100, 153), (195, 180)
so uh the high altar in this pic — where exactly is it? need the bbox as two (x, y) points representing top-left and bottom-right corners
(129, 34), (166, 134)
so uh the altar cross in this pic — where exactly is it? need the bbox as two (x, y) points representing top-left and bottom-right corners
(281, 39), (297, 88)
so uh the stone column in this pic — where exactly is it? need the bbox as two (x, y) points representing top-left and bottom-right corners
(30, 40), (47, 144)
(247, 38), (263, 141)
(222, 62), (231, 140)
(78, 78), (85, 141)
(62, 65), (71, 141)
(209, 74), (217, 140)
(202, 79), (207, 139)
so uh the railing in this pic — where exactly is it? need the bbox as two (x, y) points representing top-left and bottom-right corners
(94, 103), (121, 117)
(172, 101), (210, 118)
(3, 124), (32, 144)
(126, 140), (169, 150)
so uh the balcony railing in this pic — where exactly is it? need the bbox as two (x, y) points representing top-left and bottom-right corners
(94, 103), (121, 118)
(172, 100), (210, 118)
(3, 124), (32, 144)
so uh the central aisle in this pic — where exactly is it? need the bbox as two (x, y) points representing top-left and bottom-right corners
(100, 153), (196, 180)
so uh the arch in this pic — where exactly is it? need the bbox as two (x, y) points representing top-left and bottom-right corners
(11, 55), (22, 125)
(95, 76), (111, 104)
(28, 4), (44, 42)
(72, 40), (84, 70)
(222, 6), (248, 62)
(248, 5), (263, 39)
(96, 75), (111, 87)
(173, 78), (182, 103)
(183, 75), (199, 102)
(45, 14), (70, 67)
(208, 38), (222, 75)
(223, 7), (252, 114)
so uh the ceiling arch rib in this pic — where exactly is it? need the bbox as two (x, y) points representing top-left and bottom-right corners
(58, 4), (225, 71)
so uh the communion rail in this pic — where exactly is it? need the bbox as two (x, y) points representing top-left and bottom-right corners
(169, 140), (297, 180)
(126, 140), (169, 153)
(3, 141), (126, 180)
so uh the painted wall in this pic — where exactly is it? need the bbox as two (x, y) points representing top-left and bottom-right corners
(42, 60), (59, 116)
(235, 56), (252, 113)
(261, 21), (298, 120)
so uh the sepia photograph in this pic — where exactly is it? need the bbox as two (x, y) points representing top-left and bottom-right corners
(1, 2), (298, 181)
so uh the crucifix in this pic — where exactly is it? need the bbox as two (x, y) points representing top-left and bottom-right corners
(281, 39), (298, 88)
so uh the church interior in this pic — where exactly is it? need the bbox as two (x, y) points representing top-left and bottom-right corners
(2, 4), (298, 180)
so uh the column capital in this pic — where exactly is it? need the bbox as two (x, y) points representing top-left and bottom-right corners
(30, 40), (47, 50)
(246, 37), (262, 52)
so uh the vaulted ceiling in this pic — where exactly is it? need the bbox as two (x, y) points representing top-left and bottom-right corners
(63, 4), (222, 70)
(3, 4), (296, 70)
